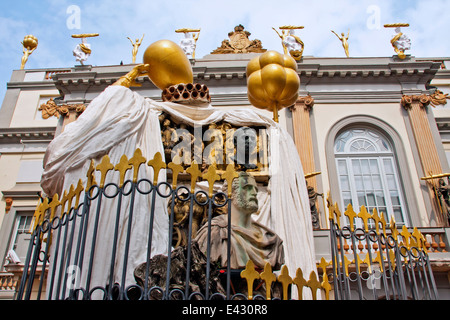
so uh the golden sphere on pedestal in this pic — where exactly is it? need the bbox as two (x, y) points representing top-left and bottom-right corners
(22, 35), (38, 50)
(246, 50), (300, 122)
(143, 39), (193, 90)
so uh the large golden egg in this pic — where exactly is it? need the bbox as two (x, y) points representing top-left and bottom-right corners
(143, 40), (193, 90)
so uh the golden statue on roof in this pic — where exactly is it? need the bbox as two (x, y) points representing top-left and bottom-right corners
(331, 29), (350, 57)
(273, 26), (304, 61)
(127, 34), (145, 64)
(176, 28), (200, 59)
(20, 35), (38, 69)
(384, 23), (410, 59)
(72, 33), (99, 65)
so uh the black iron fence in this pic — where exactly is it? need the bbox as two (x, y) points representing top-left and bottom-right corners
(14, 149), (440, 300)
(327, 199), (439, 300)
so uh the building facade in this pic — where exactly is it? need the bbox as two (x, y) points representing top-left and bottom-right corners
(0, 38), (449, 299)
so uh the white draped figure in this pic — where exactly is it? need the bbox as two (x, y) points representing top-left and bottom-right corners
(41, 85), (317, 299)
(283, 29), (303, 53)
(73, 37), (91, 65)
(392, 27), (411, 52)
(179, 32), (196, 58)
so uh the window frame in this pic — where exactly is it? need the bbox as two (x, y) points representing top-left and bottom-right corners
(325, 115), (417, 227)
(334, 128), (408, 226)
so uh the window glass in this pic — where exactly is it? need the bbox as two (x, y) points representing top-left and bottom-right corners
(335, 128), (407, 226)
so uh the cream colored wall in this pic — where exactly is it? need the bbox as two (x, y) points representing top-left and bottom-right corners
(0, 152), (45, 227)
(0, 154), (22, 227)
(313, 103), (429, 226)
(10, 89), (59, 128)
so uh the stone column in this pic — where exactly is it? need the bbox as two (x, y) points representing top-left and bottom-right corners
(290, 95), (316, 188)
(402, 94), (447, 226)
(290, 96), (322, 229)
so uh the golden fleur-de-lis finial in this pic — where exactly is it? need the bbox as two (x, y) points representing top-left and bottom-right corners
(186, 161), (201, 194)
(48, 194), (61, 221)
(202, 164), (221, 197)
(292, 267), (307, 300)
(344, 203), (357, 232)
(221, 164), (239, 197)
(307, 271), (321, 300)
(60, 189), (69, 214)
(371, 208), (381, 234)
(114, 154), (132, 188)
(65, 184), (75, 211)
(380, 211), (387, 235)
(277, 265), (292, 300)
(31, 198), (50, 232)
(412, 227), (425, 250)
(128, 148), (147, 183)
(358, 205), (372, 232)
(74, 179), (84, 208)
(260, 262), (277, 300)
(334, 202), (342, 228)
(389, 215), (399, 241)
(168, 162), (184, 189)
(96, 155), (114, 188)
(86, 159), (97, 191)
(400, 225), (412, 249)
(147, 152), (166, 186)
(240, 260), (260, 300)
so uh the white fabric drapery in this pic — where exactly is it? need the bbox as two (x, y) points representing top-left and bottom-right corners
(41, 85), (317, 299)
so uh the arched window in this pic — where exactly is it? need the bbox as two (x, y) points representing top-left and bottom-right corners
(334, 128), (407, 226)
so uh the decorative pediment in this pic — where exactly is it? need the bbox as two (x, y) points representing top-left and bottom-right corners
(211, 24), (266, 54)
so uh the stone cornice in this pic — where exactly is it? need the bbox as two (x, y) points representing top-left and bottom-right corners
(48, 57), (441, 87)
(0, 127), (55, 142)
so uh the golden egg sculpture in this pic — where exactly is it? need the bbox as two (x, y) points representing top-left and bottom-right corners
(143, 40), (193, 90)
(246, 50), (299, 122)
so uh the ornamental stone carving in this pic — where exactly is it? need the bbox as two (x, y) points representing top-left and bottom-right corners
(401, 94), (431, 110)
(211, 25), (266, 54)
(39, 98), (86, 119)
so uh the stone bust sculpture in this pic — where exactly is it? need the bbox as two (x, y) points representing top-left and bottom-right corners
(195, 172), (285, 270)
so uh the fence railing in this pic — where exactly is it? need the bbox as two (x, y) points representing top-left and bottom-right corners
(12, 148), (441, 300)
(326, 198), (439, 300)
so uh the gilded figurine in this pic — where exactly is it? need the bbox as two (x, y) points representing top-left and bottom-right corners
(331, 29), (350, 57)
(127, 34), (145, 64)
(384, 24), (411, 59)
(176, 28), (200, 59)
(273, 26), (304, 60)
(20, 35), (38, 69)
(72, 33), (99, 65)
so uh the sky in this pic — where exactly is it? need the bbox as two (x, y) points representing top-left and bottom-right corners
(0, 0), (449, 105)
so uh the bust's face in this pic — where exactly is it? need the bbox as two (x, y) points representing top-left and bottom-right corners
(232, 174), (259, 215)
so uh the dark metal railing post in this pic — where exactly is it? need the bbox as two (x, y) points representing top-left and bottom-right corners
(184, 195), (195, 299)
(329, 221), (342, 300)
(107, 184), (125, 300)
(15, 230), (38, 300)
(120, 181), (138, 299)
(84, 186), (104, 297)
(205, 196), (213, 300)
(164, 186), (177, 299)
(226, 196), (232, 300)
(143, 182), (157, 300)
